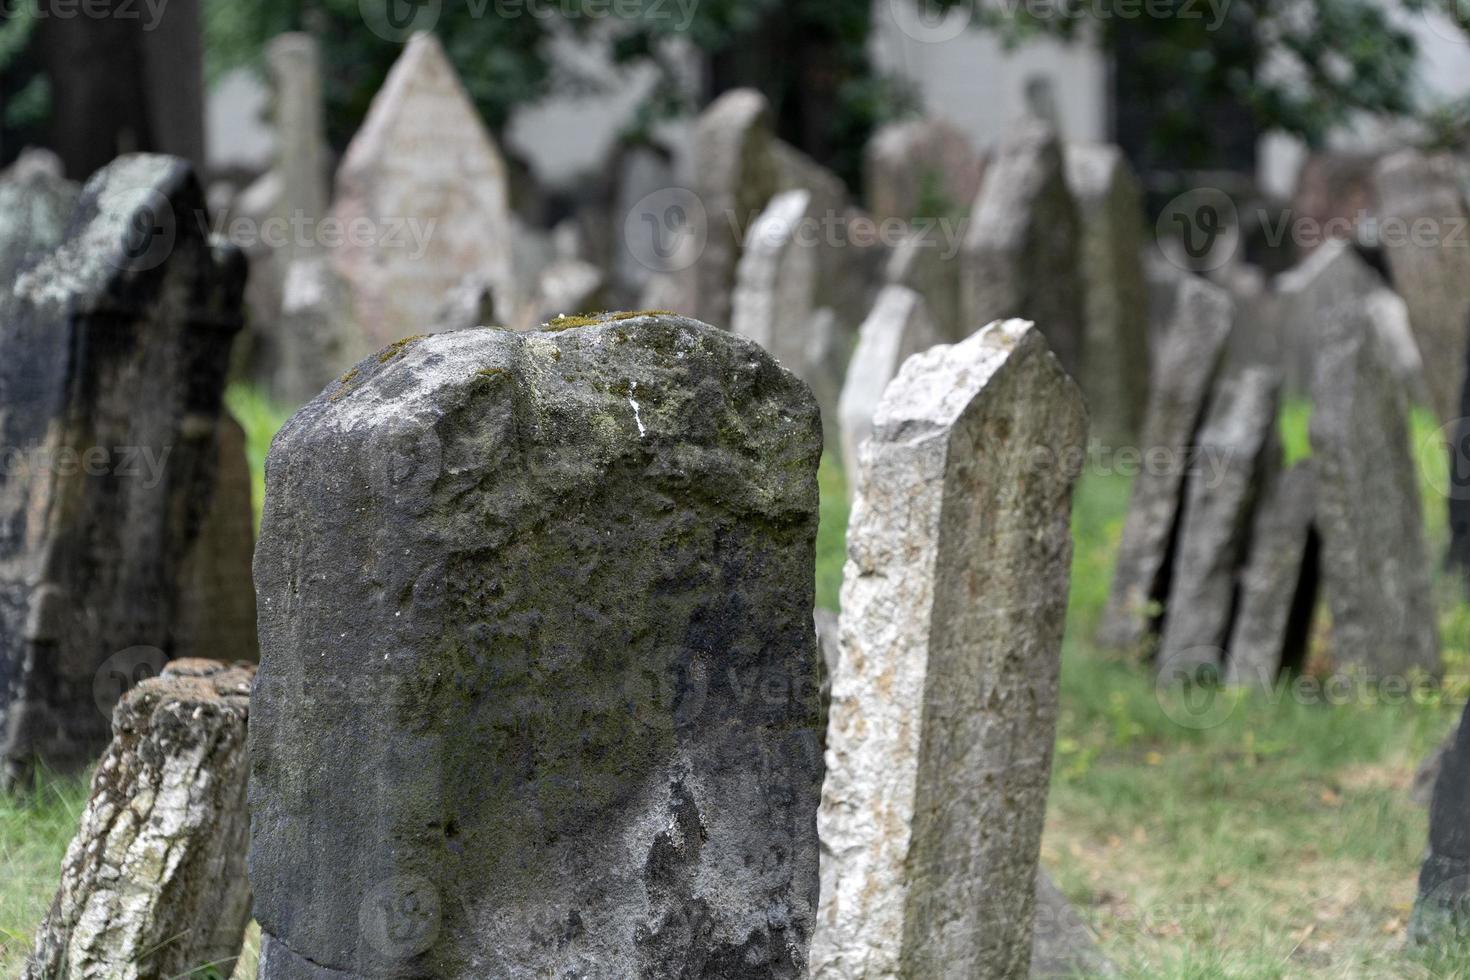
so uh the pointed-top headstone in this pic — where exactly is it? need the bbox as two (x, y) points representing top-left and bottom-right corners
(329, 32), (515, 349)
(961, 118), (1085, 378)
(838, 284), (942, 471)
(864, 117), (982, 224)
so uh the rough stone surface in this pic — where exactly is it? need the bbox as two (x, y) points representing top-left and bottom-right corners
(1157, 367), (1281, 677)
(1098, 277), (1235, 652)
(1224, 464), (1318, 688)
(0, 155), (245, 783)
(884, 227), (962, 342)
(175, 413), (260, 665)
(1065, 143), (1150, 443)
(1374, 150), (1470, 425)
(249, 313), (824, 979)
(812, 319), (1087, 980)
(0, 150), (79, 279)
(1030, 870), (1116, 979)
(837, 285), (942, 474)
(1310, 290), (1439, 677)
(960, 118), (1084, 379)
(328, 32), (515, 349)
(24, 660), (255, 980)
(863, 118), (982, 225)
(689, 89), (779, 330)
(1414, 703), (1470, 943)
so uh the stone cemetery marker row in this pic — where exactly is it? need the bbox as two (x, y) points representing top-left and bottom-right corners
(250, 314), (825, 978)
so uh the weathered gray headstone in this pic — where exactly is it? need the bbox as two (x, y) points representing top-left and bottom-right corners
(611, 142), (676, 300)
(175, 414), (260, 665)
(1098, 277), (1235, 652)
(0, 148), (79, 279)
(1065, 143), (1151, 443)
(272, 255), (371, 407)
(812, 319), (1087, 980)
(250, 313), (824, 979)
(1310, 292), (1439, 677)
(885, 226), (962, 342)
(267, 32), (329, 263)
(1374, 150), (1470, 424)
(1290, 151), (1378, 257)
(1157, 366), (1281, 677)
(837, 284), (942, 473)
(864, 117), (982, 224)
(689, 89), (779, 329)
(0, 155), (246, 783)
(25, 660), (256, 980)
(1224, 464), (1317, 689)
(961, 118), (1085, 378)
(328, 32), (515, 349)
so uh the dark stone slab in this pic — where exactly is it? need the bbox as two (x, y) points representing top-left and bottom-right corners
(249, 313), (824, 979)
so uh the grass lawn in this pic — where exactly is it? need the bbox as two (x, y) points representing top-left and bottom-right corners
(2, 392), (1468, 978)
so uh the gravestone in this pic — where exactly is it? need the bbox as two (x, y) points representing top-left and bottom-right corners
(611, 142), (676, 301)
(0, 149), (78, 280)
(885, 226), (962, 342)
(1157, 366), (1281, 677)
(1098, 277), (1235, 652)
(267, 32), (329, 262)
(329, 32), (515, 349)
(250, 313), (824, 979)
(1310, 294), (1439, 677)
(1374, 150), (1470, 425)
(1413, 706), (1470, 944)
(838, 285), (942, 472)
(273, 255), (369, 406)
(1031, 870), (1116, 979)
(1224, 464), (1317, 688)
(1290, 151), (1378, 257)
(812, 319), (1087, 979)
(25, 660), (255, 980)
(0, 155), (246, 783)
(864, 117), (982, 224)
(960, 118), (1085, 379)
(174, 414), (260, 664)
(731, 188), (843, 443)
(689, 89), (780, 329)
(1065, 143), (1151, 443)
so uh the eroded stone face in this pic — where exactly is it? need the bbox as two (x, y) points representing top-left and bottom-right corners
(250, 313), (824, 979)
(813, 319), (1088, 980)
(0, 154), (245, 783)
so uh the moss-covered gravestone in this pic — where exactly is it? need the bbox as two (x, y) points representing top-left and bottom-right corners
(249, 313), (825, 978)
(0, 154), (246, 786)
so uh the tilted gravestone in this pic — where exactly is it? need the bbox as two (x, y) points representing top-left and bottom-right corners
(1374, 150), (1470, 426)
(250, 313), (825, 978)
(688, 88), (780, 329)
(329, 32), (515, 350)
(1414, 707), (1470, 944)
(1309, 293), (1439, 677)
(960, 118), (1085, 379)
(812, 319), (1087, 979)
(837, 284), (942, 474)
(25, 660), (256, 980)
(1098, 276), (1235, 652)
(864, 117), (982, 225)
(1224, 463), (1317, 688)
(1156, 366), (1281, 678)
(0, 155), (246, 784)
(1065, 143), (1151, 444)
